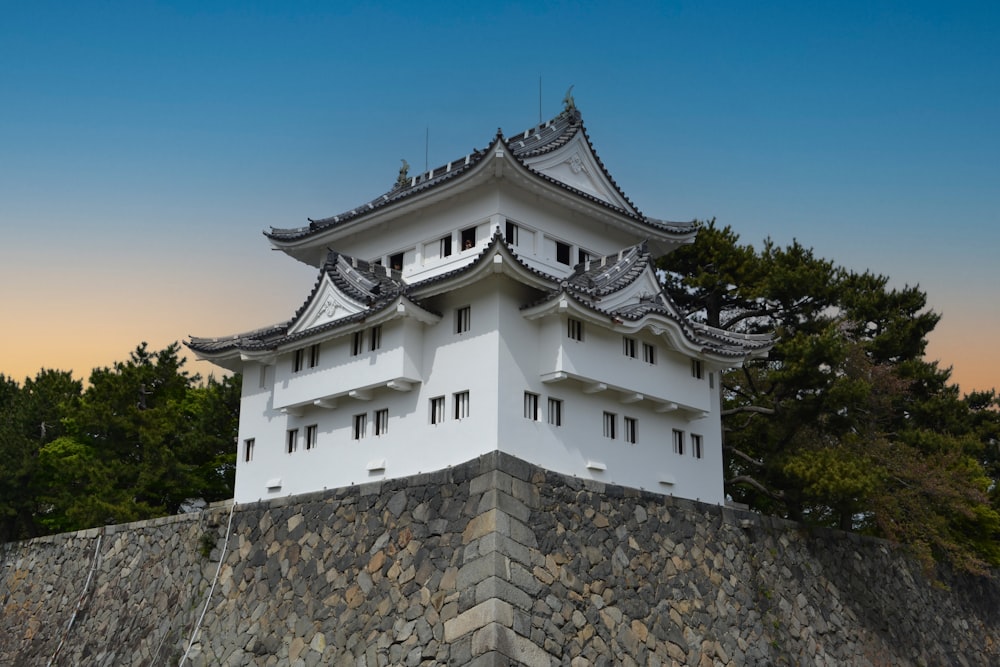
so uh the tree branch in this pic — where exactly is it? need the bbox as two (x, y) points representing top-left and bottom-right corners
(725, 446), (765, 467)
(722, 405), (775, 416)
(728, 475), (785, 500)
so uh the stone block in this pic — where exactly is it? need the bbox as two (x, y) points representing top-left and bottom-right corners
(472, 623), (552, 667)
(444, 598), (514, 642)
(475, 575), (535, 611)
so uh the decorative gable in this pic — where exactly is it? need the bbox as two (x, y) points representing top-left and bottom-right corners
(520, 132), (637, 214)
(286, 276), (367, 336)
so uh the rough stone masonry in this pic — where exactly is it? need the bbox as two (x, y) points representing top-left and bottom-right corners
(2, 452), (998, 666)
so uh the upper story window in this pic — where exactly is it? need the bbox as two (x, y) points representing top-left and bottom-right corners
(352, 331), (364, 357)
(305, 424), (318, 450)
(292, 349), (305, 372)
(353, 413), (367, 440)
(455, 306), (471, 334)
(622, 336), (637, 359)
(624, 417), (637, 444)
(523, 392), (539, 421)
(547, 398), (562, 426)
(691, 359), (704, 379)
(603, 412), (617, 439)
(369, 325), (382, 352)
(461, 227), (476, 251)
(308, 343), (320, 368)
(286, 428), (299, 454)
(555, 241), (571, 265)
(453, 391), (470, 420)
(673, 429), (685, 455)
(389, 252), (404, 271)
(505, 221), (519, 246)
(567, 318), (584, 342)
(642, 342), (656, 365)
(691, 433), (703, 459)
(440, 235), (453, 258)
(375, 408), (389, 436)
(244, 438), (255, 462)
(429, 396), (445, 425)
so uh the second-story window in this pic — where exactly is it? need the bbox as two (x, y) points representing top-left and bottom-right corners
(567, 318), (584, 342)
(440, 235), (453, 258)
(505, 221), (519, 246)
(622, 336), (637, 359)
(673, 429), (685, 455)
(624, 417), (637, 444)
(353, 413), (367, 440)
(523, 392), (539, 421)
(603, 412), (617, 439)
(286, 428), (299, 454)
(461, 227), (476, 251)
(369, 325), (382, 351)
(691, 359), (704, 379)
(352, 331), (364, 356)
(547, 398), (562, 426)
(292, 349), (305, 372)
(642, 342), (656, 364)
(244, 438), (255, 462)
(374, 408), (389, 435)
(455, 306), (471, 334)
(555, 241), (571, 265)
(453, 391), (470, 420)
(430, 396), (445, 425)
(309, 343), (320, 368)
(691, 433), (703, 459)
(305, 424), (318, 450)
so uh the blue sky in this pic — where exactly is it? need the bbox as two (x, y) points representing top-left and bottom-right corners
(1, 1), (998, 392)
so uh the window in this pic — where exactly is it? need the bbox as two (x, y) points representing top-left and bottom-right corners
(244, 438), (255, 462)
(578, 249), (592, 264)
(440, 235), (453, 257)
(642, 342), (656, 365)
(286, 428), (299, 454)
(622, 336), (637, 358)
(691, 433), (703, 459)
(430, 396), (445, 425)
(691, 359), (704, 379)
(673, 429), (685, 455)
(309, 343), (321, 368)
(547, 398), (562, 426)
(453, 391), (470, 420)
(461, 227), (476, 251)
(374, 408), (389, 436)
(567, 318), (584, 342)
(353, 413), (367, 440)
(455, 306), (471, 334)
(389, 252), (404, 271)
(624, 417), (638, 444)
(523, 392), (539, 421)
(555, 241), (571, 265)
(352, 332), (364, 356)
(505, 221), (519, 245)
(603, 412), (617, 439)
(369, 325), (382, 352)
(292, 349), (304, 372)
(305, 424), (318, 450)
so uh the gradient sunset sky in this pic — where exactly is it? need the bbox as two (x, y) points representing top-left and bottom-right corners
(2, 1), (998, 394)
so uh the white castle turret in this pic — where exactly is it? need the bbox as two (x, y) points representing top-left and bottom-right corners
(188, 106), (772, 504)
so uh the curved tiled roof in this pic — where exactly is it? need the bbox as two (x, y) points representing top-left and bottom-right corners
(266, 107), (696, 243)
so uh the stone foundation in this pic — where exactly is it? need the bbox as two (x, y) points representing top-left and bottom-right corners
(2, 452), (997, 666)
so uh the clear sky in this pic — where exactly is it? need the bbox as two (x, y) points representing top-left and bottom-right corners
(2, 1), (998, 394)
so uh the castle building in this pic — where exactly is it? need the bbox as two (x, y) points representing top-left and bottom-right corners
(188, 103), (772, 505)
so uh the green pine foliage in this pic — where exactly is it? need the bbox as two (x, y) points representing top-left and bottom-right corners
(661, 220), (1000, 575)
(0, 344), (239, 542)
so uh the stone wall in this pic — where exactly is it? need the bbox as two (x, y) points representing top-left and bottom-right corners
(2, 452), (997, 666)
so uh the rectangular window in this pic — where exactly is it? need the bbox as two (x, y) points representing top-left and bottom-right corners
(523, 392), (539, 421)
(461, 227), (476, 251)
(691, 433), (703, 459)
(642, 342), (656, 365)
(389, 252), (404, 271)
(555, 240), (571, 265)
(603, 412), (617, 439)
(440, 235), (453, 257)
(622, 336), (637, 358)
(352, 331), (364, 356)
(505, 221), (519, 246)
(430, 396), (445, 425)
(455, 306), (471, 334)
(374, 408), (389, 436)
(369, 325), (382, 351)
(353, 413), (367, 440)
(673, 429), (685, 455)
(578, 249), (591, 264)
(244, 438), (255, 462)
(691, 359), (704, 379)
(547, 398), (562, 426)
(305, 424), (318, 450)
(567, 318), (584, 341)
(453, 391), (470, 420)
(292, 349), (304, 372)
(309, 343), (321, 368)
(624, 417), (638, 444)
(286, 428), (298, 454)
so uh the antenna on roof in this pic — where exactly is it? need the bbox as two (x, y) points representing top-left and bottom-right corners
(538, 76), (542, 124)
(425, 127), (429, 173)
